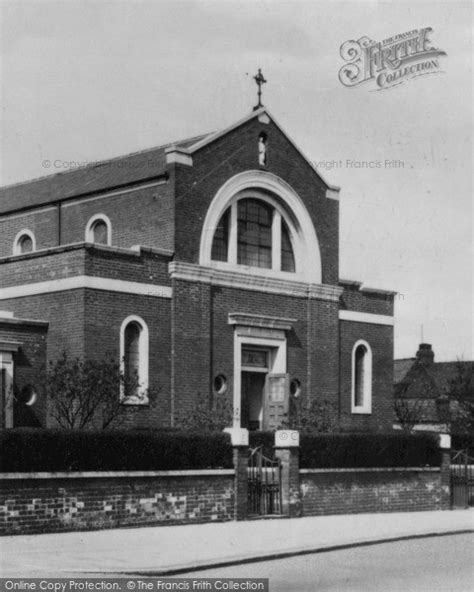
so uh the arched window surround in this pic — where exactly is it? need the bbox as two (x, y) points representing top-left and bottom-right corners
(85, 214), (112, 246)
(351, 339), (372, 414)
(13, 229), (36, 256)
(200, 171), (322, 283)
(119, 315), (149, 404)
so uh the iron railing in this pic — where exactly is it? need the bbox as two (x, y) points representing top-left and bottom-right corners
(248, 446), (282, 516)
(451, 449), (474, 508)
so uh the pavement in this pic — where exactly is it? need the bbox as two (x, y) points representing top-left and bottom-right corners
(1, 509), (473, 577)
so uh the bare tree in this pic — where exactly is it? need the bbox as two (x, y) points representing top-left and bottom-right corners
(176, 392), (233, 432)
(446, 361), (474, 434)
(394, 397), (428, 433)
(43, 352), (147, 429)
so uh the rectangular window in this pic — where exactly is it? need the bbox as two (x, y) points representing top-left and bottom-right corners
(237, 200), (272, 268)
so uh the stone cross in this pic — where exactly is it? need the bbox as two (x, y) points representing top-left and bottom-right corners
(254, 68), (267, 109)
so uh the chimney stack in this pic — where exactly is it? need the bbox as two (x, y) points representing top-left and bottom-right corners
(416, 343), (434, 366)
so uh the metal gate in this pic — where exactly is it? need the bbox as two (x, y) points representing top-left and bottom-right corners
(248, 446), (282, 516)
(451, 449), (474, 508)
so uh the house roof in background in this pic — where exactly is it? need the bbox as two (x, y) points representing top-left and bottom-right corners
(394, 358), (416, 384)
(394, 358), (473, 394)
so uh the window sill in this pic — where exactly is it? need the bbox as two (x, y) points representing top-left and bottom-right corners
(121, 395), (149, 406)
(351, 408), (372, 415)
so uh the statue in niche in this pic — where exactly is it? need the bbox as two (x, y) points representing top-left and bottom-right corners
(258, 133), (267, 166)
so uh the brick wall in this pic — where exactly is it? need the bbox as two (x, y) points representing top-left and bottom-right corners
(171, 279), (342, 426)
(339, 321), (394, 432)
(340, 284), (394, 316)
(83, 288), (172, 430)
(174, 117), (339, 285)
(0, 207), (58, 256)
(0, 181), (175, 257)
(0, 320), (48, 428)
(0, 244), (171, 288)
(0, 471), (234, 535)
(300, 468), (450, 516)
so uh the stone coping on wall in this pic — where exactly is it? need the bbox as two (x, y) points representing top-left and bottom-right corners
(300, 467), (440, 474)
(0, 469), (235, 480)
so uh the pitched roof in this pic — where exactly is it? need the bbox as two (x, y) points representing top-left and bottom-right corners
(394, 358), (415, 384)
(0, 134), (210, 215)
(394, 358), (473, 395)
(430, 361), (474, 393)
(0, 106), (340, 216)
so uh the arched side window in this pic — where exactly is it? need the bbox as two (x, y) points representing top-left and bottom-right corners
(85, 214), (112, 246)
(13, 229), (36, 255)
(201, 171), (322, 283)
(120, 315), (149, 404)
(351, 340), (372, 414)
(211, 196), (296, 273)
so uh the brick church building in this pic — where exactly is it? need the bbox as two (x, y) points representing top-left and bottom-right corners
(0, 106), (395, 432)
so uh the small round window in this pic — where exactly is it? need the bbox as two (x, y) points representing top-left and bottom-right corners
(213, 374), (228, 395)
(290, 379), (301, 398)
(19, 385), (37, 406)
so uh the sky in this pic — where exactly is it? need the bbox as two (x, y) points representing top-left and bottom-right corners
(0, 0), (472, 362)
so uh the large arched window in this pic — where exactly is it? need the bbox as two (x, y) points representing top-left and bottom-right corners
(85, 214), (112, 246)
(13, 229), (36, 255)
(120, 315), (149, 404)
(351, 340), (372, 414)
(201, 171), (322, 283)
(210, 196), (296, 273)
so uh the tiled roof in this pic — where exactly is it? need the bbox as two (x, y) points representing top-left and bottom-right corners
(430, 361), (474, 393)
(394, 358), (473, 395)
(394, 358), (415, 384)
(0, 134), (210, 215)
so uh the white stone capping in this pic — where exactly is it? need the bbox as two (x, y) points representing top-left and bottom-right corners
(0, 311), (14, 318)
(340, 278), (397, 296)
(60, 179), (168, 209)
(0, 316), (49, 327)
(0, 469), (235, 480)
(165, 148), (193, 166)
(223, 427), (249, 446)
(325, 188), (340, 201)
(0, 276), (172, 300)
(169, 261), (343, 302)
(0, 340), (22, 352)
(228, 313), (296, 331)
(275, 430), (300, 447)
(361, 287), (398, 296)
(339, 310), (394, 326)
(300, 467), (440, 474)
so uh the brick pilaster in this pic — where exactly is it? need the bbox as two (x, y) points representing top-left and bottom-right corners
(233, 446), (249, 520)
(275, 446), (301, 517)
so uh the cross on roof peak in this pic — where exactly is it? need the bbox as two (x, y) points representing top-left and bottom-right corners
(253, 68), (267, 111)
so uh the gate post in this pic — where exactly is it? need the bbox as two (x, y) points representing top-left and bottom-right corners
(439, 433), (451, 509)
(275, 430), (301, 517)
(225, 428), (249, 521)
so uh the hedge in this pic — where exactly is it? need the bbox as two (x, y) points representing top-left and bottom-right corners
(299, 433), (441, 468)
(0, 429), (442, 472)
(451, 433), (474, 453)
(0, 428), (233, 472)
(249, 431), (441, 468)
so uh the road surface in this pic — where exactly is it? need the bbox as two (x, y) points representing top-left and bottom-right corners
(180, 533), (474, 592)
